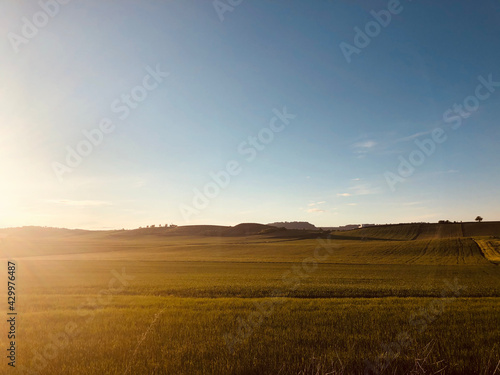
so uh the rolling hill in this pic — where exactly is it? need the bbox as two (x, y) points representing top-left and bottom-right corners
(2, 221), (500, 265)
(332, 221), (500, 240)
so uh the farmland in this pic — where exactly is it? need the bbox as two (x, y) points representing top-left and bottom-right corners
(1, 222), (500, 374)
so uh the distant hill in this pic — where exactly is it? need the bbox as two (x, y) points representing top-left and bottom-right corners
(224, 223), (283, 236)
(0, 226), (91, 238)
(127, 225), (230, 237)
(267, 221), (317, 230)
(110, 223), (286, 237)
(3, 221), (500, 241)
(333, 221), (500, 241)
(321, 224), (362, 231)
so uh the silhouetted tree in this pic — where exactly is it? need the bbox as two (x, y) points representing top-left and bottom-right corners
(475, 216), (483, 223)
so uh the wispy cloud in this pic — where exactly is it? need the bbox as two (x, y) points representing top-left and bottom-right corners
(307, 208), (325, 213)
(402, 201), (424, 206)
(337, 193), (351, 197)
(338, 182), (381, 198)
(347, 203), (357, 206)
(48, 200), (112, 207)
(308, 201), (326, 206)
(353, 140), (377, 149)
(352, 140), (377, 155)
(349, 183), (381, 196)
(394, 130), (433, 143)
(362, 129), (437, 157)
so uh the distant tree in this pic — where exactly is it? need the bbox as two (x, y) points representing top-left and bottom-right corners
(475, 216), (483, 223)
(151, 224), (155, 228)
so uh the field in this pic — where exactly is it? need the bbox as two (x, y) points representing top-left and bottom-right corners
(1, 222), (500, 374)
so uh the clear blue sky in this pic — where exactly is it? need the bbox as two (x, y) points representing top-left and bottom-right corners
(1, 0), (499, 229)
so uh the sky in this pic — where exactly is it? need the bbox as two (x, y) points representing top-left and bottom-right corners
(1, 0), (499, 229)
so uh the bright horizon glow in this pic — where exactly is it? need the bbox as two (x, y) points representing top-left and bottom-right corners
(1, 1), (499, 230)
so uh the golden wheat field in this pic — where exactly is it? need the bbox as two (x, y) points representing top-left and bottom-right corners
(1, 223), (499, 374)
